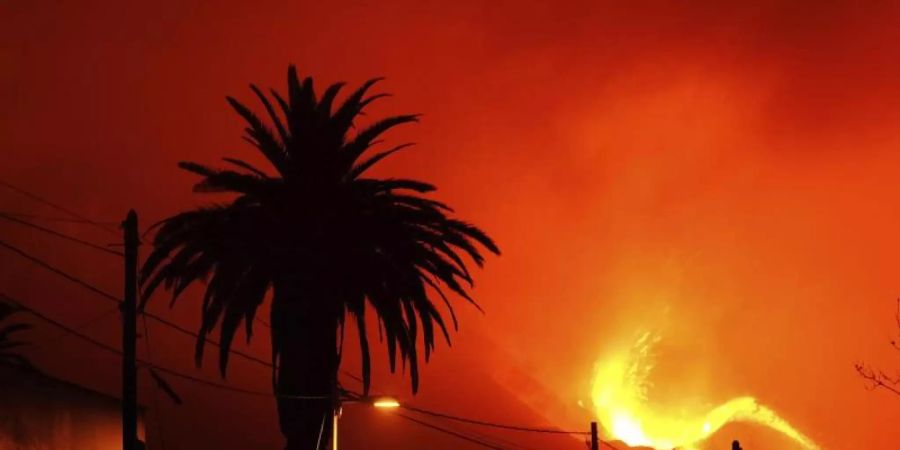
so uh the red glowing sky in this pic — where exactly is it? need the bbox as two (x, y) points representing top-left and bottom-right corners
(3, 1), (900, 449)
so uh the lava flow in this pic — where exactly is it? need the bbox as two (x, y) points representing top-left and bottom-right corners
(590, 331), (821, 450)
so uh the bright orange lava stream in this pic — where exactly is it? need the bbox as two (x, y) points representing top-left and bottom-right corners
(590, 332), (821, 450)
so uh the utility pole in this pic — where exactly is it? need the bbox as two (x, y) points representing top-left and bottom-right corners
(122, 210), (139, 450)
(590, 421), (599, 450)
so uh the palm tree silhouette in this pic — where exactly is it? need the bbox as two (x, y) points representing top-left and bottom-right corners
(140, 66), (499, 450)
(0, 299), (31, 369)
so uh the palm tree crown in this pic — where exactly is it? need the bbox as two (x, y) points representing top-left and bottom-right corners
(0, 298), (31, 369)
(140, 66), (499, 396)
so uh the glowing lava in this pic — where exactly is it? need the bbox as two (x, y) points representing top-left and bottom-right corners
(591, 331), (820, 450)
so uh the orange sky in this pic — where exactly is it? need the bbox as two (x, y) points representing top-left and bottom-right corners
(2, 1), (900, 449)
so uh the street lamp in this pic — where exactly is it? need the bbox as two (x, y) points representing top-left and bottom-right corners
(372, 398), (401, 409)
(333, 395), (400, 450)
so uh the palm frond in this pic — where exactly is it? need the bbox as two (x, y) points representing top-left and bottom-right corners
(250, 84), (289, 144)
(348, 143), (415, 180)
(222, 157), (269, 178)
(329, 77), (384, 141)
(226, 97), (288, 175)
(317, 82), (347, 119)
(0, 299), (31, 369)
(340, 115), (419, 171)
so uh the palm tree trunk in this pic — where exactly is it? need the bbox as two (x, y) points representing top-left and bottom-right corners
(271, 281), (340, 450)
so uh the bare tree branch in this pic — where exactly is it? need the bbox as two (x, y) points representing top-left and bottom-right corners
(856, 363), (900, 396)
(856, 299), (900, 396)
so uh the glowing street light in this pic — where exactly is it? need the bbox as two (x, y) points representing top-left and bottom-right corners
(334, 394), (401, 450)
(372, 397), (401, 409)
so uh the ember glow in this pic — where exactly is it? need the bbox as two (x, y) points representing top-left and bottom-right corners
(591, 331), (821, 450)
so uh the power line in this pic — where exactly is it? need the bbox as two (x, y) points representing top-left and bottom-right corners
(37, 306), (120, 349)
(1, 293), (122, 356)
(144, 363), (273, 397)
(0, 237), (274, 369)
(13, 287), (596, 449)
(345, 373), (594, 450)
(0, 237), (122, 303)
(0, 292), (326, 400)
(0, 211), (118, 226)
(147, 365), (325, 400)
(475, 428), (552, 450)
(343, 387), (583, 450)
(0, 181), (362, 386)
(401, 405), (591, 435)
(444, 421), (547, 450)
(0, 233), (372, 394)
(0, 206), (270, 332)
(18, 297), (268, 397)
(2, 196), (269, 331)
(0, 178), (118, 235)
(340, 369), (365, 384)
(394, 412), (508, 450)
(0, 212), (124, 257)
(350, 386), (546, 450)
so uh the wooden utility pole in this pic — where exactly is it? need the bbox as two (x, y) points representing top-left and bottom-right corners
(122, 210), (139, 450)
(590, 421), (599, 450)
